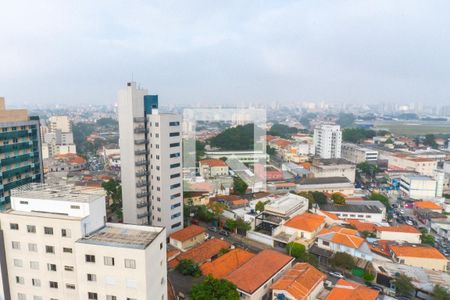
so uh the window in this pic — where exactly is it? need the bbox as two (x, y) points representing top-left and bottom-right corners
(49, 281), (58, 289)
(61, 229), (71, 237)
(171, 203), (181, 209)
(104, 256), (115, 266)
(32, 279), (41, 287)
(44, 227), (54, 235)
(170, 183), (181, 189)
(106, 296), (117, 300)
(30, 261), (39, 270)
(171, 212), (181, 219)
(13, 259), (23, 267)
(63, 247), (73, 253)
(27, 225), (36, 233)
(19, 200), (28, 204)
(45, 245), (55, 254)
(12, 241), (20, 250)
(323, 241), (330, 246)
(87, 273), (97, 282)
(169, 121), (180, 126)
(171, 222), (181, 229)
(28, 243), (37, 252)
(170, 193), (181, 200)
(85, 255), (95, 263)
(66, 284), (76, 290)
(124, 259), (136, 269)
(169, 132), (180, 137)
(170, 152), (180, 158)
(47, 264), (57, 271)
(10, 223), (19, 230)
(88, 292), (98, 299)
(64, 265), (74, 272)
(70, 205), (80, 209)
(170, 142), (180, 148)
(170, 163), (180, 168)
(16, 276), (24, 284)
(170, 173), (180, 179)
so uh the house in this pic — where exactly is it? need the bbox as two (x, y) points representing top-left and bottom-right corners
(225, 249), (295, 300)
(168, 238), (231, 269)
(316, 226), (373, 261)
(200, 248), (255, 278)
(271, 263), (326, 300)
(326, 279), (379, 300)
(199, 159), (229, 178)
(415, 208), (447, 226)
(283, 213), (326, 243)
(389, 244), (448, 272)
(347, 219), (377, 233)
(414, 201), (443, 213)
(210, 195), (248, 209)
(376, 225), (421, 244)
(169, 225), (207, 251)
(317, 202), (385, 223)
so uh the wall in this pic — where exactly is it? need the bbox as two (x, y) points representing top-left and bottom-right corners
(378, 231), (421, 244)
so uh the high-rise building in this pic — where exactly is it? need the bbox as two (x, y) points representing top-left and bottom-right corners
(118, 82), (183, 233)
(0, 183), (167, 300)
(0, 97), (43, 208)
(313, 124), (342, 159)
(42, 116), (76, 159)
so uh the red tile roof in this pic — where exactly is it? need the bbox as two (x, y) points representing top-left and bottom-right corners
(377, 225), (420, 234)
(318, 226), (365, 249)
(200, 159), (228, 167)
(390, 244), (447, 260)
(170, 225), (206, 242)
(326, 279), (379, 300)
(225, 249), (294, 294)
(347, 219), (377, 232)
(200, 248), (255, 278)
(414, 201), (442, 210)
(284, 213), (326, 232)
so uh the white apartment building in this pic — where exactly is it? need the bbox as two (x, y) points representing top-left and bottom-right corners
(341, 143), (378, 164)
(118, 82), (183, 233)
(313, 124), (342, 159)
(0, 183), (167, 300)
(400, 175), (439, 200)
(48, 116), (72, 133)
(42, 116), (76, 159)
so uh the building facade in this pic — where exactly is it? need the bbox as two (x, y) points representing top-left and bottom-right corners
(341, 143), (378, 164)
(313, 124), (342, 159)
(118, 82), (183, 233)
(0, 97), (43, 209)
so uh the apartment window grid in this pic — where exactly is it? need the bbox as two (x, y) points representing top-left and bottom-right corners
(104, 256), (115, 266)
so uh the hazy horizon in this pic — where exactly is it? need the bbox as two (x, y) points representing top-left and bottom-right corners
(1, 1), (450, 106)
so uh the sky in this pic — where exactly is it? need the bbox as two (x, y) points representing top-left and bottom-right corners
(1, 0), (450, 106)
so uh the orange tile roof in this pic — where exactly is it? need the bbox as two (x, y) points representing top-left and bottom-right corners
(225, 249), (294, 294)
(414, 201), (442, 210)
(320, 210), (340, 220)
(377, 225), (420, 234)
(200, 248), (255, 278)
(347, 219), (377, 232)
(390, 245), (447, 260)
(169, 239), (231, 268)
(200, 159), (228, 167)
(284, 213), (326, 232)
(272, 139), (292, 148)
(271, 263), (326, 300)
(326, 279), (379, 300)
(170, 225), (206, 242)
(318, 226), (364, 249)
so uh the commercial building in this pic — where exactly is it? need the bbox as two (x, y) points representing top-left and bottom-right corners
(0, 183), (167, 300)
(0, 97), (43, 208)
(341, 143), (379, 164)
(118, 82), (183, 233)
(310, 158), (356, 183)
(399, 175), (439, 200)
(296, 177), (355, 195)
(204, 150), (269, 164)
(316, 202), (385, 223)
(313, 124), (342, 159)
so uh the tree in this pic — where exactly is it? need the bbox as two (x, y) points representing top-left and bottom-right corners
(235, 218), (251, 232)
(176, 259), (202, 277)
(424, 134), (438, 149)
(297, 191), (315, 208)
(208, 202), (227, 226)
(330, 252), (355, 270)
(393, 274), (414, 297)
(311, 191), (328, 205)
(342, 128), (376, 143)
(357, 162), (379, 177)
(190, 275), (239, 300)
(224, 219), (237, 232)
(102, 179), (122, 220)
(368, 192), (390, 208)
(218, 248), (231, 257)
(337, 113), (355, 128)
(286, 242), (306, 259)
(233, 177), (248, 195)
(255, 201), (265, 212)
(363, 272), (375, 283)
(268, 123), (299, 138)
(331, 193), (346, 205)
(209, 123), (264, 151)
(432, 285), (450, 300)
(195, 205), (214, 222)
(420, 232), (435, 245)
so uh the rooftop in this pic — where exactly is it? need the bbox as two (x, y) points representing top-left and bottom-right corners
(225, 249), (294, 294)
(319, 203), (382, 214)
(200, 248), (255, 279)
(326, 279), (379, 300)
(271, 263), (326, 300)
(347, 219), (378, 232)
(414, 201), (442, 210)
(12, 183), (104, 203)
(390, 244), (447, 260)
(377, 225), (420, 234)
(318, 226), (365, 249)
(300, 177), (351, 185)
(170, 225), (205, 242)
(284, 213), (326, 232)
(78, 223), (163, 250)
(402, 174), (434, 181)
(313, 158), (355, 166)
(199, 159), (228, 167)
(169, 238), (231, 268)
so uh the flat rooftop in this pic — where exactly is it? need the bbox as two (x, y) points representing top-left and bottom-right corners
(320, 203), (382, 214)
(265, 193), (307, 213)
(78, 223), (163, 249)
(12, 183), (105, 203)
(402, 175), (434, 181)
(313, 158), (354, 166)
(300, 177), (351, 185)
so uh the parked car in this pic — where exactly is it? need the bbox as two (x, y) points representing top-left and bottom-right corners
(328, 271), (344, 279)
(219, 229), (230, 237)
(324, 280), (334, 290)
(208, 226), (219, 232)
(405, 220), (414, 226)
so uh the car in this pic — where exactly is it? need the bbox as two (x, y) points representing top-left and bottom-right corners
(399, 209), (405, 214)
(328, 271), (344, 279)
(324, 280), (334, 290)
(405, 220), (414, 226)
(219, 230), (230, 237)
(368, 285), (384, 294)
(208, 226), (219, 232)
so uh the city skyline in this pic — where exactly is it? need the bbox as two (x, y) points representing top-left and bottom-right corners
(2, 1), (450, 106)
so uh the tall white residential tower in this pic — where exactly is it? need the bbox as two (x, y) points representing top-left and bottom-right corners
(118, 82), (183, 233)
(313, 124), (342, 159)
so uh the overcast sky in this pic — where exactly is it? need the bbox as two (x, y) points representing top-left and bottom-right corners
(1, 1), (450, 106)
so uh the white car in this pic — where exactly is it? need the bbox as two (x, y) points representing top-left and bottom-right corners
(328, 271), (344, 279)
(399, 209), (405, 214)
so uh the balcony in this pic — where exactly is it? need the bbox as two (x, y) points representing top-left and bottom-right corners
(135, 160), (148, 167)
(134, 127), (147, 134)
(134, 139), (147, 145)
(134, 149), (147, 156)
(134, 117), (145, 123)
(137, 211), (149, 219)
(136, 181), (147, 188)
(136, 191), (149, 198)
(136, 170), (148, 177)
(137, 201), (148, 208)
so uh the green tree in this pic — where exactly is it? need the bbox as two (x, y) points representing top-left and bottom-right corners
(331, 193), (346, 205)
(176, 259), (202, 277)
(218, 247), (231, 257)
(432, 285), (450, 300)
(286, 242), (306, 259)
(337, 113), (355, 128)
(266, 145), (276, 156)
(190, 275), (239, 300)
(224, 219), (237, 232)
(311, 191), (328, 205)
(96, 118), (118, 127)
(297, 191), (315, 209)
(235, 218), (251, 232)
(420, 233), (435, 245)
(102, 179), (122, 220)
(357, 162), (379, 177)
(208, 202), (227, 225)
(195, 205), (214, 222)
(424, 134), (438, 149)
(368, 192), (390, 208)
(363, 272), (375, 283)
(268, 123), (299, 138)
(233, 177), (248, 195)
(393, 274), (414, 297)
(255, 201), (265, 212)
(330, 252), (355, 270)
(342, 128), (376, 143)
(209, 124), (263, 151)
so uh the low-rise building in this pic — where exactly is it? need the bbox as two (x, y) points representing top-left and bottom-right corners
(389, 244), (448, 272)
(271, 262), (326, 300)
(414, 200), (443, 213)
(282, 213), (326, 242)
(326, 279), (379, 300)
(200, 248), (255, 279)
(376, 225), (421, 244)
(169, 225), (206, 251)
(199, 159), (229, 178)
(296, 177), (355, 195)
(225, 249), (294, 300)
(400, 175), (439, 200)
(341, 143), (379, 164)
(310, 158), (356, 183)
(317, 202), (385, 223)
